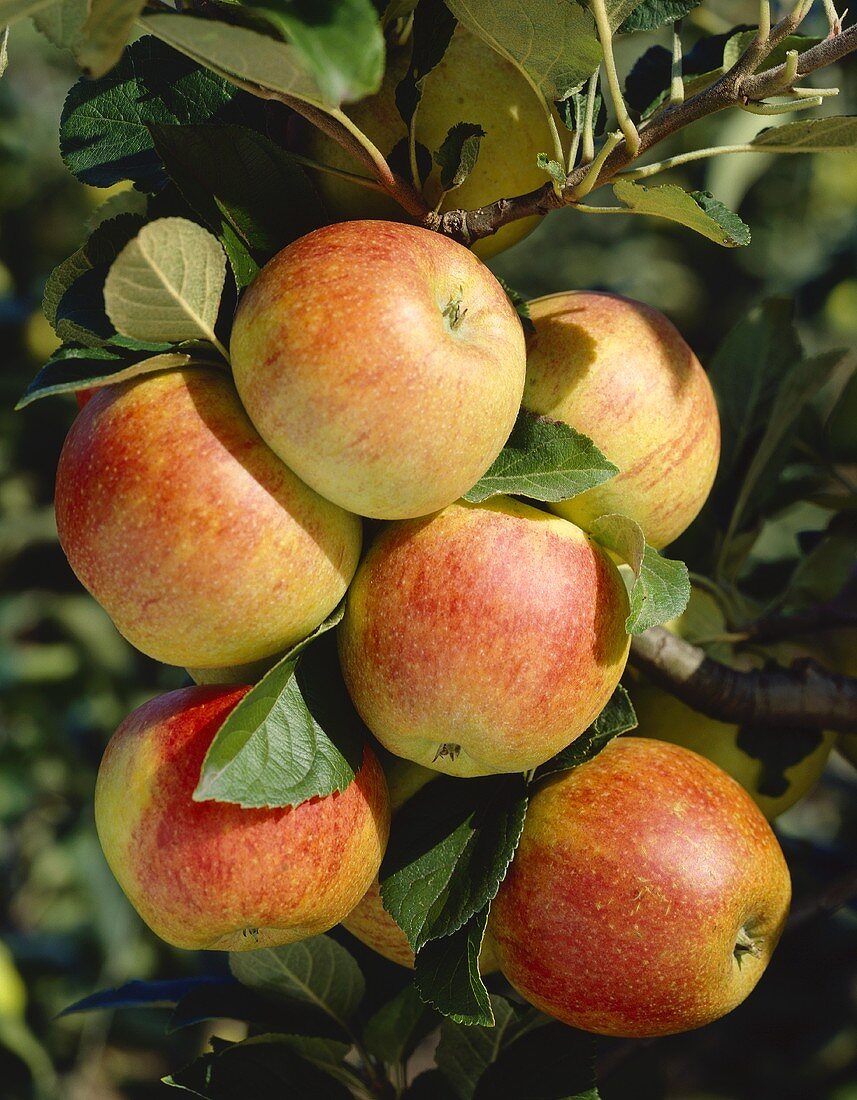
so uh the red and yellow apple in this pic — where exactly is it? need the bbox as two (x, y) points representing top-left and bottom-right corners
(302, 27), (565, 258)
(230, 221), (526, 520)
(338, 497), (630, 777)
(523, 292), (721, 549)
(95, 685), (390, 951)
(491, 737), (791, 1037)
(55, 367), (362, 669)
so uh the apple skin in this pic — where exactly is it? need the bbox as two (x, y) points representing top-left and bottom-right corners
(629, 587), (835, 818)
(341, 755), (499, 972)
(230, 221), (526, 520)
(303, 27), (563, 259)
(95, 685), (390, 951)
(338, 497), (631, 777)
(523, 292), (721, 549)
(55, 368), (362, 669)
(491, 737), (791, 1038)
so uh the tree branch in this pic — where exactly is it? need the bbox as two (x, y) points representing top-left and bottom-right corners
(427, 10), (857, 248)
(629, 627), (857, 733)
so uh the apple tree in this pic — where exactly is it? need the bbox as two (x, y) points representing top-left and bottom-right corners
(5, 0), (857, 1095)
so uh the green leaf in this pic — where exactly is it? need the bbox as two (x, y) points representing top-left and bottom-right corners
(0, 0), (55, 26)
(103, 218), (227, 347)
(612, 181), (751, 247)
(16, 347), (196, 408)
(164, 1034), (355, 1099)
(230, 936), (364, 1031)
(784, 513), (857, 608)
(556, 85), (605, 140)
(194, 624), (365, 809)
(43, 213), (146, 346)
(722, 31), (820, 71)
(395, 0), (457, 127)
(434, 123), (486, 192)
(536, 153), (567, 189)
(444, 0), (601, 103)
(379, 773), (528, 953)
(413, 906), (493, 1026)
(142, 13), (335, 109)
(363, 984), (438, 1065)
(149, 123), (326, 288)
(60, 36), (263, 191)
(586, 0), (647, 32)
(40, 0), (146, 78)
(588, 515), (690, 633)
(233, 0), (385, 105)
(436, 996), (546, 1099)
(751, 115), (857, 153)
(619, 0), (699, 32)
(535, 685), (637, 780)
(709, 299), (802, 484)
(464, 411), (617, 504)
(723, 349), (849, 554)
(825, 367), (857, 462)
(472, 1022), (600, 1099)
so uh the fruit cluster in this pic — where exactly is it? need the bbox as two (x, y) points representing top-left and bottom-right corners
(53, 219), (792, 1038)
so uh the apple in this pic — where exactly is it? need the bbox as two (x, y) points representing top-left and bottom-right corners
(230, 221), (526, 520)
(338, 497), (631, 777)
(523, 292), (721, 549)
(629, 587), (835, 818)
(55, 367), (362, 669)
(340, 754), (498, 972)
(491, 737), (791, 1037)
(302, 27), (565, 259)
(95, 684), (390, 951)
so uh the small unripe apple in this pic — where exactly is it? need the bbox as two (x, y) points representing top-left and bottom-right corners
(338, 497), (630, 777)
(303, 27), (565, 258)
(491, 737), (791, 1037)
(230, 221), (526, 520)
(55, 368), (362, 669)
(95, 685), (390, 951)
(523, 292), (721, 549)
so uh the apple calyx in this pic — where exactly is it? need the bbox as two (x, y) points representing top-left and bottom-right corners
(435, 742), (462, 762)
(442, 287), (467, 331)
(733, 925), (763, 966)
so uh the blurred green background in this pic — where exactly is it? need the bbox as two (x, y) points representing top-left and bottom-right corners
(0, 12), (855, 1099)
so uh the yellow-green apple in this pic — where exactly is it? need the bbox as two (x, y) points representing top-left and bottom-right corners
(629, 587), (835, 818)
(337, 497), (630, 777)
(302, 27), (565, 258)
(340, 754), (498, 971)
(230, 221), (526, 520)
(55, 368), (361, 669)
(95, 684), (390, 951)
(491, 737), (791, 1037)
(523, 292), (721, 548)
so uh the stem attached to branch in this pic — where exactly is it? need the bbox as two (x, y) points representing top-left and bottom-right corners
(629, 627), (857, 734)
(581, 71), (600, 163)
(670, 22), (685, 105)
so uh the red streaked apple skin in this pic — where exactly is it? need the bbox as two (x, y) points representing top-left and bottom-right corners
(55, 368), (362, 669)
(523, 292), (720, 549)
(491, 737), (791, 1038)
(338, 498), (630, 777)
(94, 686), (390, 952)
(229, 221), (526, 520)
